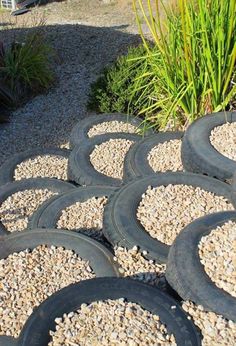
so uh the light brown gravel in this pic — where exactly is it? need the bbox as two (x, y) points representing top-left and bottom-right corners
(87, 120), (138, 137)
(114, 246), (166, 286)
(14, 155), (68, 181)
(147, 139), (183, 172)
(0, 245), (95, 337)
(182, 301), (236, 346)
(90, 139), (134, 179)
(49, 299), (176, 346)
(57, 196), (108, 238)
(137, 184), (234, 245)
(199, 220), (236, 298)
(210, 122), (236, 161)
(0, 189), (57, 232)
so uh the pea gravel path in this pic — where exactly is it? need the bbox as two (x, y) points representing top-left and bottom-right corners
(0, 8), (141, 166)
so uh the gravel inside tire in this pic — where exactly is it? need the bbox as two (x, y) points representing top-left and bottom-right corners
(69, 113), (153, 147)
(0, 148), (70, 186)
(16, 278), (201, 346)
(68, 133), (141, 186)
(181, 111), (236, 181)
(0, 229), (119, 340)
(166, 211), (236, 322)
(49, 299), (177, 345)
(124, 132), (184, 180)
(198, 220), (236, 298)
(0, 178), (75, 235)
(209, 122), (236, 161)
(28, 186), (117, 241)
(103, 172), (236, 263)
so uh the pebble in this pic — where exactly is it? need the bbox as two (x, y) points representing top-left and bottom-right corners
(199, 220), (236, 297)
(0, 245), (95, 337)
(49, 299), (176, 346)
(87, 120), (138, 137)
(90, 139), (134, 179)
(114, 247), (166, 286)
(182, 301), (236, 346)
(0, 189), (57, 232)
(14, 155), (68, 181)
(57, 196), (108, 239)
(210, 122), (236, 161)
(147, 139), (183, 172)
(137, 184), (234, 245)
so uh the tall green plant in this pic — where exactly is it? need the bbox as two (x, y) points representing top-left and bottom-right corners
(1, 32), (54, 96)
(133, 0), (236, 129)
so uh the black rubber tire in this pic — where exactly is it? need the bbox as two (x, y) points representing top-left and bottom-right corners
(181, 111), (236, 181)
(69, 112), (153, 147)
(0, 229), (119, 276)
(124, 132), (184, 180)
(0, 147), (70, 186)
(0, 178), (75, 236)
(0, 221), (6, 236)
(28, 185), (117, 230)
(103, 172), (236, 263)
(0, 230), (120, 344)
(0, 336), (17, 346)
(17, 277), (201, 346)
(68, 133), (141, 186)
(166, 211), (236, 322)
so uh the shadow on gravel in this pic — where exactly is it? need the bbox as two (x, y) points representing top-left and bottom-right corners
(0, 23), (140, 164)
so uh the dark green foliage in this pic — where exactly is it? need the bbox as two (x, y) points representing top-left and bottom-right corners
(88, 45), (158, 117)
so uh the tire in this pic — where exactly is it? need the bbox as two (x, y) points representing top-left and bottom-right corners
(28, 186), (117, 243)
(0, 178), (75, 236)
(0, 147), (70, 186)
(0, 229), (119, 277)
(0, 221), (6, 237)
(69, 112), (153, 147)
(182, 111), (236, 181)
(124, 132), (184, 180)
(68, 133), (141, 186)
(0, 336), (17, 346)
(166, 211), (236, 322)
(103, 172), (236, 263)
(0, 230), (120, 344)
(17, 277), (201, 346)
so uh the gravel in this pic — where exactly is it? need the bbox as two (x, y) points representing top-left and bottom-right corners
(137, 184), (234, 245)
(147, 139), (183, 172)
(198, 220), (236, 298)
(87, 120), (138, 137)
(0, 18), (140, 166)
(14, 155), (68, 181)
(57, 196), (108, 238)
(210, 122), (236, 161)
(182, 301), (236, 346)
(0, 245), (95, 337)
(0, 189), (57, 232)
(114, 246), (166, 286)
(49, 299), (176, 346)
(90, 139), (134, 179)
